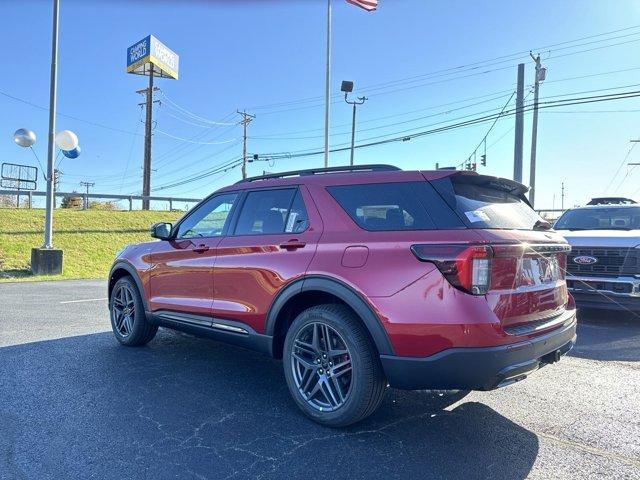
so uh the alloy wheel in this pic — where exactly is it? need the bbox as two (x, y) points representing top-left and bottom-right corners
(290, 322), (353, 412)
(111, 284), (136, 338)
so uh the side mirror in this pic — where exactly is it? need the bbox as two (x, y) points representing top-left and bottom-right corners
(150, 222), (172, 240)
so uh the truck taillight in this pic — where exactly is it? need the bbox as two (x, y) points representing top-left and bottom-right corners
(411, 244), (493, 295)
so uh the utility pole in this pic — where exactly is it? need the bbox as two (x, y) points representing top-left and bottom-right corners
(324, 0), (332, 168)
(136, 74), (159, 210)
(528, 52), (546, 207)
(238, 110), (255, 179)
(513, 63), (525, 183)
(80, 181), (94, 210)
(561, 182), (565, 210)
(53, 169), (60, 208)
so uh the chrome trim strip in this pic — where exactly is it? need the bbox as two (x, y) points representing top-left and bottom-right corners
(566, 275), (640, 297)
(157, 312), (211, 327)
(211, 322), (248, 334)
(156, 312), (251, 333)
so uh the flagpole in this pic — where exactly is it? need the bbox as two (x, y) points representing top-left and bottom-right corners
(324, 0), (332, 167)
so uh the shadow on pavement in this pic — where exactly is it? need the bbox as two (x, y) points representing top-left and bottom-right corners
(571, 308), (640, 362)
(0, 330), (539, 480)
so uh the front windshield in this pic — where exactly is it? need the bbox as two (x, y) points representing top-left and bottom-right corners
(554, 207), (640, 230)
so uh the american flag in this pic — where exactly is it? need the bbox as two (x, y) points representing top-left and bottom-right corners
(346, 0), (378, 12)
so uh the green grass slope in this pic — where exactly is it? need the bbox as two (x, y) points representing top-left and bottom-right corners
(0, 209), (182, 282)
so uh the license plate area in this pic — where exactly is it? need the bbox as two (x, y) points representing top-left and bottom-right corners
(518, 255), (561, 287)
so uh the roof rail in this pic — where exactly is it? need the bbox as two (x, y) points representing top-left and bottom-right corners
(237, 164), (401, 183)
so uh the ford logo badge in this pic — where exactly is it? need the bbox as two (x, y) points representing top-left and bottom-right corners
(573, 255), (598, 265)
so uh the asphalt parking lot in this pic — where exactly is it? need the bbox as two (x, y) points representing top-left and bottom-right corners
(0, 280), (639, 480)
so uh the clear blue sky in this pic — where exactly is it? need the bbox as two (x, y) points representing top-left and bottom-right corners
(2, 0), (640, 209)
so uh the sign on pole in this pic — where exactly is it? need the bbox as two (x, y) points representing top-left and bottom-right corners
(1, 163), (38, 190)
(126, 35), (179, 79)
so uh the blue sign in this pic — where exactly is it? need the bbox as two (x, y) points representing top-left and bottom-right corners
(126, 35), (179, 80)
(127, 35), (151, 70)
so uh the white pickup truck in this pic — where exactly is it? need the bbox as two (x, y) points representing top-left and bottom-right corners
(554, 203), (640, 312)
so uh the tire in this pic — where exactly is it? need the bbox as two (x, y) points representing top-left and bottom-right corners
(283, 304), (386, 427)
(109, 276), (158, 346)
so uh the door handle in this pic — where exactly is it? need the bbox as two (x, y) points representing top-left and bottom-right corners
(192, 244), (209, 253)
(280, 240), (306, 251)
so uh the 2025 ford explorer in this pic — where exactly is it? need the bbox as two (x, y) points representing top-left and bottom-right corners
(108, 164), (577, 426)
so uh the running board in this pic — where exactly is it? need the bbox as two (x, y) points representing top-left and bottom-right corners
(148, 310), (273, 357)
(154, 311), (249, 335)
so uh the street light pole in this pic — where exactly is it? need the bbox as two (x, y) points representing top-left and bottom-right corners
(44, 0), (60, 249)
(345, 94), (367, 166)
(30, 0), (63, 275)
(341, 80), (367, 167)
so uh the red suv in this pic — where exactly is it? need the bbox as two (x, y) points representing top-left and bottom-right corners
(108, 165), (576, 426)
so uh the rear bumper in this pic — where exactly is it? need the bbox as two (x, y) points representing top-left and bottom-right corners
(380, 313), (576, 391)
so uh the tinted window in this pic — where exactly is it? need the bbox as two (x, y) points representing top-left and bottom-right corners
(235, 189), (296, 235)
(327, 182), (438, 231)
(432, 176), (543, 230)
(285, 190), (309, 233)
(176, 193), (237, 238)
(555, 207), (640, 230)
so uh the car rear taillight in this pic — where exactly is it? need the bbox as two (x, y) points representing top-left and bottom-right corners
(411, 244), (493, 295)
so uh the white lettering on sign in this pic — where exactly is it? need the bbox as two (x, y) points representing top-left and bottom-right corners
(129, 39), (148, 64)
(151, 38), (177, 70)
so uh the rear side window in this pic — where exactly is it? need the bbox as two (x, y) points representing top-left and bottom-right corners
(327, 182), (441, 231)
(432, 175), (543, 230)
(285, 190), (310, 233)
(234, 188), (309, 235)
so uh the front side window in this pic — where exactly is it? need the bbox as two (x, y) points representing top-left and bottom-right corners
(234, 188), (297, 235)
(176, 193), (237, 239)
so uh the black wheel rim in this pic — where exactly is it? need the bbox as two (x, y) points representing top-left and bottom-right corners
(291, 322), (353, 412)
(111, 285), (135, 338)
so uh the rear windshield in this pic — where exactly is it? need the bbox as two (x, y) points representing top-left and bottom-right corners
(431, 175), (543, 230)
(554, 207), (640, 230)
(326, 181), (463, 231)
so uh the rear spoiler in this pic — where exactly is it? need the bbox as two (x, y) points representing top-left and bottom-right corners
(455, 172), (529, 196)
(423, 170), (532, 206)
(422, 170), (529, 195)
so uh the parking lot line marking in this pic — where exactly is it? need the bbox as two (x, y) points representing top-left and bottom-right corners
(60, 298), (107, 304)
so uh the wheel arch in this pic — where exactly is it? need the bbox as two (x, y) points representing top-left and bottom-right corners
(108, 261), (149, 311)
(266, 275), (395, 359)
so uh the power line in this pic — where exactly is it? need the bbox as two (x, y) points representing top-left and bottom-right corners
(157, 89), (640, 193)
(247, 24), (640, 111)
(247, 28), (640, 115)
(155, 128), (237, 144)
(158, 91), (236, 126)
(252, 78), (640, 141)
(603, 140), (639, 192)
(462, 91), (516, 169)
(258, 89), (640, 162)
(0, 89), (141, 136)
